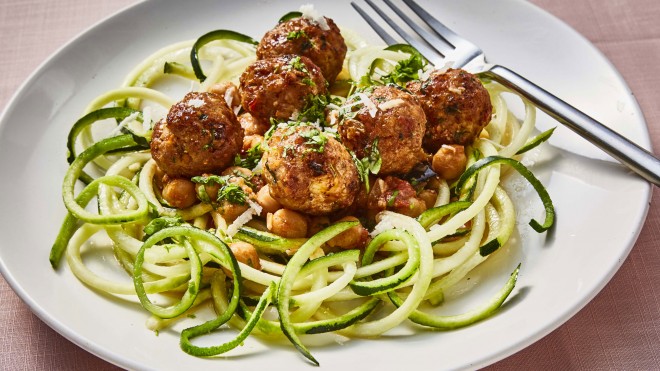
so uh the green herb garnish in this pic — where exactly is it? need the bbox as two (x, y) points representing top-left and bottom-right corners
(381, 52), (426, 86)
(387, 190), (400, 207)
(287, 30), (308, 40)
(300, 128), (329, 153)
(234, 142), (264, 169)
(287, 56), (308, 73)
(191, 175), (248, 205)
(351, 138), (382, 193)
(217, 184), (247, 205)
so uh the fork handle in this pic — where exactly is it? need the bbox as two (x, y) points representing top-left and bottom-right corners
(482, 65), (660, 186)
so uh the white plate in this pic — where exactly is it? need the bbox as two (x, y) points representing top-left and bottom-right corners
(0, 0), (652, 370)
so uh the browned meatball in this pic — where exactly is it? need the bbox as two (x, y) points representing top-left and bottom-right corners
(407, 68), (492, 152)
(257, 16), (347, 84)
(150, 92), (243, 177)
(338, 85), (427, 175)
(239, 55), (328, 126)
(262, 124), (359, 215)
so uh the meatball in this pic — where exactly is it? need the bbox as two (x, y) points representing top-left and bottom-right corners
(263, 124), (359, 215)
(407, 68), (492, 152)
(150, 92), (243, 177)
(239, 55), (328, 126)
(338, 85), (427, 175)
(257, 16), (347, 84)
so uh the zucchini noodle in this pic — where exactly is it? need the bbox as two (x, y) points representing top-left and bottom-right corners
(51, 11), (555, 366)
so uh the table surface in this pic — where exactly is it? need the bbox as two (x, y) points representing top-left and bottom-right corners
(0, 0), (658, 369)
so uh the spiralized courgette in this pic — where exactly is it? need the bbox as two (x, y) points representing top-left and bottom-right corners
(51, 12), (555, 366)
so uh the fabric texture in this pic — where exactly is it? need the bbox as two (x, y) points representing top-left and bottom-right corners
(0, 0), (657, 369)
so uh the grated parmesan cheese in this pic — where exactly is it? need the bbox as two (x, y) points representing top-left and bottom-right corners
(440, 144), (457, 153)
(224, 88), (234, 108)
(448, 85), (465, 94)
(107, 111), (140, 138)
(437, 61), (454, 74)
(418, 68), (432, 82)
(226, 200), (262, 237)
(248, 199), (263, 215)
(377, 98), (405, 111)
(142, 106), (153, 132)
(370, 214), (395, 237)
(299, 4), (330, 31)
(356, 92), (378, 117)
(187, 98), (205, 108)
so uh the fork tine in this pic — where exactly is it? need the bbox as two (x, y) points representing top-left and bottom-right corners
(351, 2), (398, 45)
(362, 0), (444, 65)
(401, 0), (481, 67)
(402, 0), (468, 48)
(381, 0), (455, 57)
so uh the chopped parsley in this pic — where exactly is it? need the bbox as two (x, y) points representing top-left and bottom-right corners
(298, 94), (331, 124)
(386, 190), (400, 207)
(191, 174), (249, 205)
(287, 30), (308, 40)
(287, 56), (308, 73)
(300, 128), (329, 153)
(365, 138), (382, 174)
(302, 77), (316, 86)
(381, 52), (426, 86)
(360, 49), (428, 88)
(351, 138), (382, 193)
(234, 142), (264, 169)
(217, 184), (247, 205)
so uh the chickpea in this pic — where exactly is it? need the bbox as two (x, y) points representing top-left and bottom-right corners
(243, 134), (264, 152)
(229, 241), (262, 270)
(195, 174), (220, 202)
(431, 144), (467, 180)
(307, 216), (330, 237)
(238, 112), (270, 136)
(327, 216), (369, 249)
(325, 109), (339, 126)
(217, 202), (250, 223)
(153, 165), (167, 190)
(267, 209), (308, 238)
(425, 176), (442, 192)
(256, 185), (281, 215)
(418, 189), (438, 210)
(208, 81), (241, 111)
(221, 166), (252, 179)
(162, 178), (197, 209)
(393, 197), (427, 218)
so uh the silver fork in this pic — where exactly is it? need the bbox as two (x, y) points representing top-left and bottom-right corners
(352, 0), (660, 186)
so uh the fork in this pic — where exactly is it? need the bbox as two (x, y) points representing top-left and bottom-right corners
(352, 0), (660, 186)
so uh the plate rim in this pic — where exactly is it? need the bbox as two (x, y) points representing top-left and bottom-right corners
(0, 0), (653, 369)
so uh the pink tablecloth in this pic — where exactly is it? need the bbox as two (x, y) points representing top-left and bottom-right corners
(0, 0), (658, 369)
